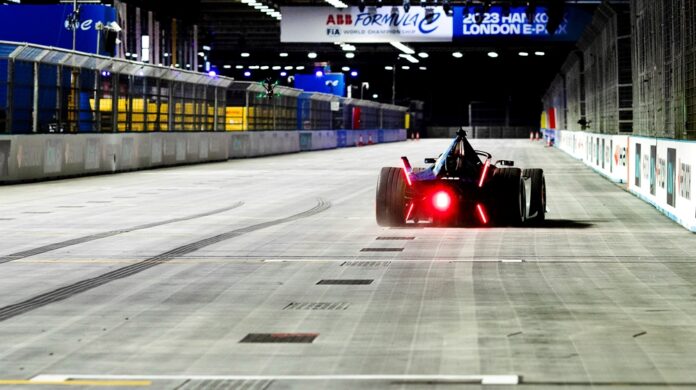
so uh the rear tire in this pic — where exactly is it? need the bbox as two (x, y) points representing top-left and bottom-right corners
(523, 168), (546, 223)
(492, 167), (526, 225)
(376, 167), (408, 227)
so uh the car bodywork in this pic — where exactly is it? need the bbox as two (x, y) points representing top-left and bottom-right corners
(376, 129), (546, 226)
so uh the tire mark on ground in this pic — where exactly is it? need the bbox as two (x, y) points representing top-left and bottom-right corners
(0, 199), (330, 322)
(0, 202), (245, 264)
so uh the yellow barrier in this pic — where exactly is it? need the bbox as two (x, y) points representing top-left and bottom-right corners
(225, 106), (249, 131)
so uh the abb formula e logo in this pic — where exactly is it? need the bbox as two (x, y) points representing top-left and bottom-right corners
(326, 14), (353, 25)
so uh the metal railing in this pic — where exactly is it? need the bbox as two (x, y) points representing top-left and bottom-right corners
(0, 41), (409, 134)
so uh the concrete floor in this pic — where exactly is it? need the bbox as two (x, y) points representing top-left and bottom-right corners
(1, 139), (696, 389)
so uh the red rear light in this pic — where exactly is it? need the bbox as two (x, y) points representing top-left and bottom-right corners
(478, 160), (490, 188)
(432, 191), (452, 212)
(405, 202), (415, 221)
(476, 203), (488, 224)
(401, 159), (412, 186)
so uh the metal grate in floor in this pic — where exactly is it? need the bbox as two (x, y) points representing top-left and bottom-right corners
(283, 302), (350, 310)
(317, 279), (373, 285)
(239, 333), (318, 343)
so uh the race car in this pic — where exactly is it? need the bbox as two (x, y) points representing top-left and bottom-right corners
(376, 129), (546, 227)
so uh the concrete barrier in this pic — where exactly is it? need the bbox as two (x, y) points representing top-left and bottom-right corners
(550, 129), (695, 232)
(0, 129), (406, 183)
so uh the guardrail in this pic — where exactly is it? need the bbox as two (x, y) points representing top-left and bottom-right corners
(0, 41), (408, 134)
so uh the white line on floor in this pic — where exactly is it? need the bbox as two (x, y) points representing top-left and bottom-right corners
(31, 374), (520, 385)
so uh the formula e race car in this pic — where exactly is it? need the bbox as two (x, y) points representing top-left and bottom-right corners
(376, 129), (546, 227)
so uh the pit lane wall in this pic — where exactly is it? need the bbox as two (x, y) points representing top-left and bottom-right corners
(0, 129), (406, 183)
(545, 129), (696, 232)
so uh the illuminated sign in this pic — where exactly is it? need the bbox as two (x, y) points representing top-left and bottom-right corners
(453, 6), (590, 41)
(281, 5), (590, 43)
(281, 6), (453, 43)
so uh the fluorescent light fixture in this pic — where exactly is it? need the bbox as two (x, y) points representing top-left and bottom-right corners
(285, 65), (294, 70)
(308, 52), (318, 59)
(398, 53), (419, 63)
(385, 66), (394, 70)
(417, 52), (429, 58)
(345, 52), (355, 59)
(235, 65), (244, 69)
(223, 65), (232, 69)
(272, 65), (281, 70)
(296, 66), (305, 70)
(390, 41), (415, 54)
(249, 65), (260, 69)
(452, 51), (463, 58)
(402, 65), (411, 70)
(535, 51), (546, 56)
(518, 51), (529, 57)
(419, 66), (427, 70)
(241, 52), (250, 57)
(261, 65), (269, 70)
(279, 52), (288, 57)
(325, 0), (348, 7)
(342, 66), (350, 71)
(487, 51), (499, 58)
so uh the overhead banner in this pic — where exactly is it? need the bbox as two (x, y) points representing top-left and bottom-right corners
(281, 6), (591, 43)
(0, 5), (117, 54)
(452, 6), (591, 41)
(280, 6), (453, 43)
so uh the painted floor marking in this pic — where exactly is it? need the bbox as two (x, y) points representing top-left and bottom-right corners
(30, 374), (519, 385)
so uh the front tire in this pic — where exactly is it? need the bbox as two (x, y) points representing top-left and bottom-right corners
(376, 167), (408, 227)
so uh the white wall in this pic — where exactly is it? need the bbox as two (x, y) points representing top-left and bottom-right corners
(0, 129), (407, 184)
(549, 129), (696, 232)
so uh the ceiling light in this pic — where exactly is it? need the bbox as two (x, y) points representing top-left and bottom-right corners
(487, 51), (499, 58)
(279, 52), (288, 57)
(280, 71), (287, 76)
(398, 53), (419, 63)
(244, 71), (251, 77)
(342, 66), (350, 71)
(315, 70), (324, 77)
(241, 52), (250, 57)
(535, 51), (546, 56)
(223, 65), (232, 69)
(372, 94), (378, 99)
(419, 66), (427, 70)
(285, 66), (294, 70)
(260, 65), (269, 70)
(518, 51), (529, 57)
(350, 70), (358, 77)
(385, 65), (394, 70)
(296, 66), (305, 70)
(235, 65), (244, 69)
(308, 52), (318, 59)
(390, 41), (415, 55)
(417, 52), (429, 58)
(452, 51), (463, 58)
(250, 65), (260, 70)
(272, 66), (281, 70)
(345, 52), (355, 59)
(325, 0), (348, 7)
(402, 65), (410, 70)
